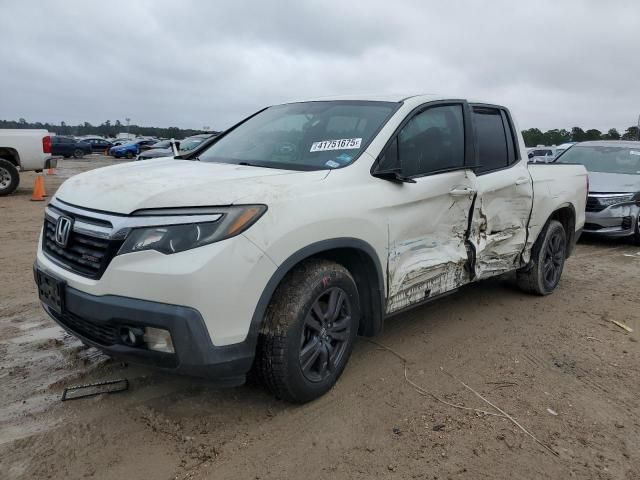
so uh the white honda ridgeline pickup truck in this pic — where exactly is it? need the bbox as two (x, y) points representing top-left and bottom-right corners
(35, 95), (587, 402)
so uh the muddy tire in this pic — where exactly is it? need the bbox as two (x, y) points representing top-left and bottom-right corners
(517, 220), (566, 295)
(255, 259), (360, 403)
(0, 158), (19, 196)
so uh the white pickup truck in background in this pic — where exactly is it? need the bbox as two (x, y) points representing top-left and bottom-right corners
(35, 95), (588, 402)
(0, 129), (56, 195)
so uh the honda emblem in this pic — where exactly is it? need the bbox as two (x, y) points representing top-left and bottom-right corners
(55, 216), (73, 248)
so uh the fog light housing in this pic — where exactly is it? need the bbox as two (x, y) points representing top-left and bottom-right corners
(120, 326), (144, 347)
(143, 327), (175, 353)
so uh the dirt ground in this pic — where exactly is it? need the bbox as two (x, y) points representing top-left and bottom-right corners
(1, 156), (639, 479)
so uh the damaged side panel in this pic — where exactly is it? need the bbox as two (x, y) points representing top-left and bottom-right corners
(469, 167), (534, 280)
(385, 173), (475, 314)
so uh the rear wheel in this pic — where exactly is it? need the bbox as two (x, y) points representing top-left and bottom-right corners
(255, 259), (360, 403)
(517, 220), (566, 295)
(0, 158), (19, 196)
(125, 152), (134, 159)
(73, 148), (84, 158)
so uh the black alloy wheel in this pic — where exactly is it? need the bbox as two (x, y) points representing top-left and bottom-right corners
(299, 287), (352, 383)
(542, 228), (565, 290)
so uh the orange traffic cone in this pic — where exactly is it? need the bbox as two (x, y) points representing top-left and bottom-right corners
(30, 174), (47, 201)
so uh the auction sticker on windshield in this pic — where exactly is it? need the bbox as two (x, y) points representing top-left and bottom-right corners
(310, 138), (362, 152)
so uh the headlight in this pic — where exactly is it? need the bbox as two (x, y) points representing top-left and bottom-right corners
(118, 205), (266, 255)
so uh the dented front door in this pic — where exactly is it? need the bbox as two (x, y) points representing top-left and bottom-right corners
(386, 170), (477, 314)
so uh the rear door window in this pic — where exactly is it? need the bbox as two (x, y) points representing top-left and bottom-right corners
(473, 107), (510, 173)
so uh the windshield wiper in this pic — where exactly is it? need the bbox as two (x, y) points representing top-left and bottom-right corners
(237, 161), (281, 169)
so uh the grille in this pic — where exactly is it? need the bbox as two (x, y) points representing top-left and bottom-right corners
(585, 196), (606, 212)
(43, 217), (123, 279)
(52, 309), (119, 345)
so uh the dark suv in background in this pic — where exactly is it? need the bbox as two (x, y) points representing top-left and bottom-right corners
(51, 137), (92, 158)
(83, 138), (113, 153)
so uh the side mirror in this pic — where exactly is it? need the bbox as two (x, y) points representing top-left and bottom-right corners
(527, 152), (534, 159)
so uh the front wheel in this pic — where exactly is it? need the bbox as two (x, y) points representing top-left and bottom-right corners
(73, 148), (84, 158)
(517, 220), (566, 295)
(255, 259), (360, 403)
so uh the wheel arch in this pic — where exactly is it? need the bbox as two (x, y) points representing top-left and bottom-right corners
(0, 147), (20, 167)
(537, 203), (577, 258)
(248, 238), (386, 349)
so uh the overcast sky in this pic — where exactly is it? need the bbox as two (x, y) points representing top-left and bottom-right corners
(1, 0), (639, 132)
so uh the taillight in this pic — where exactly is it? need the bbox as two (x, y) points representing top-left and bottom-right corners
(42, 136), (52, 154)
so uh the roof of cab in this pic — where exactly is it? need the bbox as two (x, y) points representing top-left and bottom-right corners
(285, 93), (475, 104)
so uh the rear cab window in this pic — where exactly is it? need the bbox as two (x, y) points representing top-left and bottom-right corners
(472, 106), (519, 174)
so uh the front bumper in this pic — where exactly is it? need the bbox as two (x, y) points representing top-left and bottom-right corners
(40, 283), (255, 383)
(584, 204), (639, 238)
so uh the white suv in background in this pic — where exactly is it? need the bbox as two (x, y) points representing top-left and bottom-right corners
(35, 95), (587, 402)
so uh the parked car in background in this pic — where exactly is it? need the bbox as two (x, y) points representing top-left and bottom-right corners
(554, 142), (576, 157)
(136, 134), (216, 160)
(83, 137), (113, 153)
(0, 129), (55, 195)
(555, 140), (640, 243)
(149, 140), (174, 150)
(35, 95), (587, 402)
(52, 136), (92, 158)
(109, 139), (157, 159)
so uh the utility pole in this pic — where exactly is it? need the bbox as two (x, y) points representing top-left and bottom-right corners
(637, 114), (640, 141)
(125, 117), (131, 138)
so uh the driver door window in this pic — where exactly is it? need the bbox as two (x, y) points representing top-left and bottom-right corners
(397, 105), (465, 177)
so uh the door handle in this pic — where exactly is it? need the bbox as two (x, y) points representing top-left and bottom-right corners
(449, 187), (476, 197)
(515, 177), (529, 185)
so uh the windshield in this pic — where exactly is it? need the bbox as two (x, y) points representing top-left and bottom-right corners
(197, 101), (399, 170)
(555, 145), (640, 175)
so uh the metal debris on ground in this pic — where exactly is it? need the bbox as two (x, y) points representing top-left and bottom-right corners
(61, 378), (129, 401)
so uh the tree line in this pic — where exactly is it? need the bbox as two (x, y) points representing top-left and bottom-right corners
(1, 118), (638, 147)
(0, 118), (211, 140)
(522, 126), (639, 147)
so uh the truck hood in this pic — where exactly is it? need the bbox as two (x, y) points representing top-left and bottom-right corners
(588, 171), (640, 193)
(55, 159), (328, 214)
